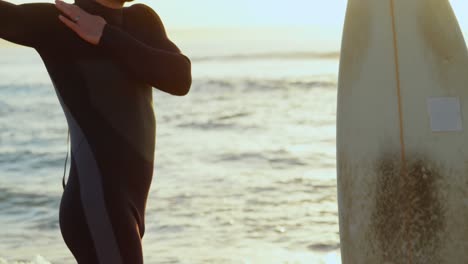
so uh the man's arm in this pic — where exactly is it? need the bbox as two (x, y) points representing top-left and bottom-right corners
(54, 1), (192, 95)
(0, 0), (40, 47)
(98, 4), (192, 96)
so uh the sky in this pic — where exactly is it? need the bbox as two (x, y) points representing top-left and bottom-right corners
(136, 0), (468, 32)
(139, 0), (348, 29)
(2, 0), (468, 53)
(134, 0), (468, 31)
(6, 0), (468, 31)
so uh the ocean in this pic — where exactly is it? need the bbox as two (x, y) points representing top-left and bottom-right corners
(0, 27), (342, 263)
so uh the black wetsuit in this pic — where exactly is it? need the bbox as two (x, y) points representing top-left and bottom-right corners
(0, 0), (191, 263)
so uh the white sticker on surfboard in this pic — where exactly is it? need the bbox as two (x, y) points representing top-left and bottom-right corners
(427, 97), (463, 132)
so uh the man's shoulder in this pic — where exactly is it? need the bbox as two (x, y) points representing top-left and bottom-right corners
(18, 2), (66, 49)
(19, 2), (61, 25)
(19, 2), (59, 14)
(125, 3), (163, 26)
(126, 3), (153, 14)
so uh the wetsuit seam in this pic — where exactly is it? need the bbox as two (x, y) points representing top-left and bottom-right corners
(73, 137), (85, 156)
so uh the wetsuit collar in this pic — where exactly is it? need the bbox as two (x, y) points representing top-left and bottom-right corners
(74, 0), (124, 25)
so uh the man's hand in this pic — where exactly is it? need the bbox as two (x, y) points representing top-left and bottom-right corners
(55, 0), (107, 45)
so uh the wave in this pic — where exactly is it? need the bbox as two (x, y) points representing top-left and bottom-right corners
(0, 255), (52, 264)
(0, 187), (59, 209)
(0, 84), (50, 93)
(0, 150), (67, 171)
(191, 51), (339, 62)
(191, 78), (336, 92)
(214, 150), (310, 168)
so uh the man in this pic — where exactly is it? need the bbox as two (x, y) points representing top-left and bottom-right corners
(0, 0), (192, 262)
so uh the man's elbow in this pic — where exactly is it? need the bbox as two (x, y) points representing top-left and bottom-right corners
(173, 58), (192, 96)
(172, 73), (191, 96)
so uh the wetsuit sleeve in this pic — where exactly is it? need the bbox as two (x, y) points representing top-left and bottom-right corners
(0, 1), (50, 48)
(98, 5), (192, 96)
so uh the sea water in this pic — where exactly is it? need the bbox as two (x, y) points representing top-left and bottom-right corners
(0, 27), (342, 263)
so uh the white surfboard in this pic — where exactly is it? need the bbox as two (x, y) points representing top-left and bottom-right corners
(337, 0), (468, 263)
